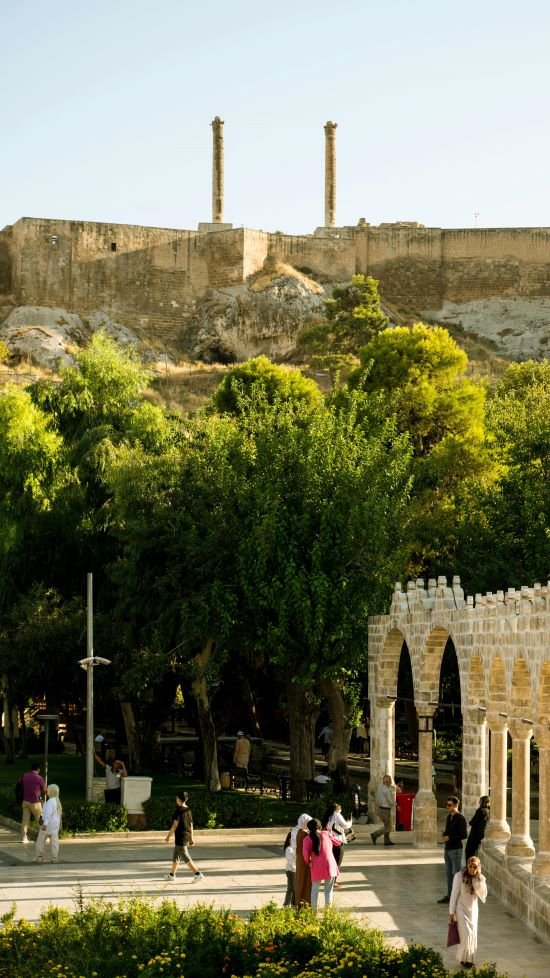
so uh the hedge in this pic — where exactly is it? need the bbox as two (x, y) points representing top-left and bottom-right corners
(0, 899), (507, 978)
(0, 788), (127, 834)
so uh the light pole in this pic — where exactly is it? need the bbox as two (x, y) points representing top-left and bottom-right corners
(35, 713), (58, 785)
(79, 573), (110, 802)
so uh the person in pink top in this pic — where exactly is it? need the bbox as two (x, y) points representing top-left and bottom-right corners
(20, 763), (46, 843)
(302, 817), (339, 909)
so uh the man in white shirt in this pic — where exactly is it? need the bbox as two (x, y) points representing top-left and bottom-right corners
(371, 774), (396, 846)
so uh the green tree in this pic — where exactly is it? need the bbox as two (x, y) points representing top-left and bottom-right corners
(297, 275), (388, 385)
(228, 393), (412, 797)
(453, 360), (550, 591)
(211, 355), (322, 416)
(348, 323), (493, 577)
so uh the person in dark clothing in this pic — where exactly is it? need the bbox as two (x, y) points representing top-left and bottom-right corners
(437, 795), (467, 903)
(465, 795), (490, 861)
(165, 791), (204, 883)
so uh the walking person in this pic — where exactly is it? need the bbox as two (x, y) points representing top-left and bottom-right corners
(317, 724), (332, 760)
(465, 796), (490, 861)
(437, 795), (468, 903)
(292, 812), (313, 908)
(20, 762), (46, 843)
(449, 855), (487, 968)
(371, 774), (397, 846)
(282, 829), (295, 907)
(302, 818), (339, 909)
(323, 801), (352, 881)
(93, 750), (127, 804)
(165, 791), (204, 883)
(36, 784), (62, 863)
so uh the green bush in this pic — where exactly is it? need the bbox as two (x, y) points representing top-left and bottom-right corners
(143, 789), (279, 830)
(0, 789), (127, 834)
(62, 802), (128, 834)
(0, 899), (509, 978)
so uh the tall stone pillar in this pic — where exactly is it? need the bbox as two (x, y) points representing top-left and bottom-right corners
(414, 710), (437, 846)
(462, 707), (488, 817)
(505, 720), (535, 858)
(368, 696), (395, 821)
(324, 121), (337, 228)
(485, 719), (511, 843)
(211, 116), (224, 224)
(533, 725), (550, 876)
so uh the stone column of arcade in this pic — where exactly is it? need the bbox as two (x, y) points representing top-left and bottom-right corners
(533, 724), (550, 876)
(414, 709), (437, 846)
(368, 696), (395, 821)
(485, 717), (511, 844)
(505, 719), (535, 858)
(462, 706), (488, 817)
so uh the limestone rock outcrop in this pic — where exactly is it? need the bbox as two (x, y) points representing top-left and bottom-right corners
(0, 305), (141, 371)
(422, 297), (550, 361)
(184, 263), (325, 363)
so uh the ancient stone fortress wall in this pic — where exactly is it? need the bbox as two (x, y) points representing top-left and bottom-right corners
(2, 216), (550, 349)
(1, 218), (270, 343)
(368, 577), (550, 941)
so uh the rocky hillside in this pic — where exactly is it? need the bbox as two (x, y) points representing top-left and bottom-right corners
(1, 257), (547, 383)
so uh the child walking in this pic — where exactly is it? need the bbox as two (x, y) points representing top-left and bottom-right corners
(36, 783), (62, 863)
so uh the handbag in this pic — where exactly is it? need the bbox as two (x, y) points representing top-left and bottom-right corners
(447, 919), (460, 947)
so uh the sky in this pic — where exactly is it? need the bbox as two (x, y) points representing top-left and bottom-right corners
(2, 0), (550, 235)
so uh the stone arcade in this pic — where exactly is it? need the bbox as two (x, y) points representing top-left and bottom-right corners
(368, 576), (550, 941)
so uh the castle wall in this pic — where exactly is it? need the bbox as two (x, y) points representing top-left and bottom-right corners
(5, 217), (550, 346)
(268, 232), (356, 281)
(9, 219), (250, 341)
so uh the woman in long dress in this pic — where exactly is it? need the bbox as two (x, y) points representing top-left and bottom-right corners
(291, 812), (313, 908)
(449, 855), (487, 969)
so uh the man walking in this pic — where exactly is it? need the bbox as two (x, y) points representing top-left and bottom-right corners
(437, 795), (467, 903)
(165, 791), (204, 884)
(20, 762), (46, 843)
(371, 774), (396, 847)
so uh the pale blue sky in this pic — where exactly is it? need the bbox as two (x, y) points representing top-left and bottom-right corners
(2, 0), (549, 234)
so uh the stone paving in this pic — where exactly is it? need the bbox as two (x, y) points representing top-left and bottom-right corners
(0, 821), (548, 977)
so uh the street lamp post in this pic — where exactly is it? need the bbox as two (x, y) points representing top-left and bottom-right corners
(35, 713), (58, 785)
(80, 573), (110, 802)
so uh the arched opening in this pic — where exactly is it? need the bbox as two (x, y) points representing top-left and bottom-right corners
(434, 637), (462, 802)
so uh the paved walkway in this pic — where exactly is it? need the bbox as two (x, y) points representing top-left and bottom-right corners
(0, 821), (547, 977)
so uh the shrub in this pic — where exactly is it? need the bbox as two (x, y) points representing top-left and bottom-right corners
(0, 790), (127, 834)
(143, 790), (280, 830)
(0, 900), (509, 978)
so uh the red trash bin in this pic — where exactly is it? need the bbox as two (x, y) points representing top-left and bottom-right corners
(396, 792), (415, 831)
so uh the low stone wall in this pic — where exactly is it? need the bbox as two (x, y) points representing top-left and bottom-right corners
(481, 841), (550, 942)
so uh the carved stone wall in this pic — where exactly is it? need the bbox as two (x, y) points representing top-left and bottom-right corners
(368, 577), (550, 941)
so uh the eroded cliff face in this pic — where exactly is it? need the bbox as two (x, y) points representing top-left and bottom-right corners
(184, 263), (325, 363)
(422, 297), (550, 361)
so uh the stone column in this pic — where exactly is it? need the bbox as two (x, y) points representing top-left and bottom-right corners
(211, 116), (224, 224)
(368, 696), (395, 821)
(505, 720), (535, 858)
(533, 725), (550, 876)
(485, 719), (511, 843)
(462, 707), (488, 817)
(324, 121), (337, 228)
(414, 710), (437, 847)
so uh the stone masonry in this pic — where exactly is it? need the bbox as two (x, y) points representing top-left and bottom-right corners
(368, 577), (550, 941)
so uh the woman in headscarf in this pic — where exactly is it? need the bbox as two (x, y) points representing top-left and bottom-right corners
(302, 817), (340, 909)
(449, 855), (487, 969)
(291, 812), (313, 907)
